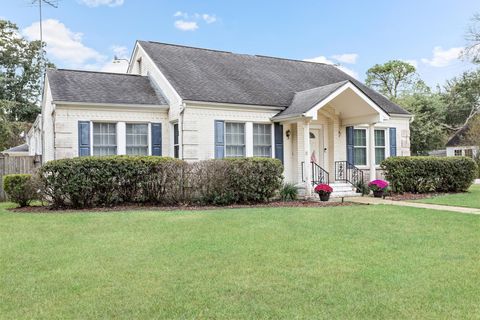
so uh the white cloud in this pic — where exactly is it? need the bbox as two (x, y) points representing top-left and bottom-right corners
(421, 46), (463, 67)
(173, 11), (217, 31)
(78, 0), (124, 7)
(304, 56), (358, 79)
(174, 20), (199, 31)
(23, 19), (105, 67)
(202, 14), (217, 24)
(332, 53), (358, 64)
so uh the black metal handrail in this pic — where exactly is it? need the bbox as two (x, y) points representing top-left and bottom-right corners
(301, 161), (329, 185)
(334, 161), (364, 187)
(311, 162), (329, 185)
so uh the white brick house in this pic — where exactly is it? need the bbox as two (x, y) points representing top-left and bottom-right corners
(34, 41), (412, 196)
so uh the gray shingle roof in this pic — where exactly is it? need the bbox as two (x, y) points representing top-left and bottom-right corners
(2, 143), (28, 153)
(47, 69), (167, 105)
(138, 41), (409, 115)
(274, 81), (349, 119)
(446, 126), (473, 147)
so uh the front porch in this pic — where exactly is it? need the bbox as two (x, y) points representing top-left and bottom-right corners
(274, 81), (394, 196)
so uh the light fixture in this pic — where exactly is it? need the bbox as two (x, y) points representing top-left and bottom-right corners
(285, 129), (291, 139)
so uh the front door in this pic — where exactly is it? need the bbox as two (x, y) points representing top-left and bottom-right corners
(309, 129), (324, 166)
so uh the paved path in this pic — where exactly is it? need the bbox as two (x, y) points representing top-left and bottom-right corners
(345, 197), (480, 215)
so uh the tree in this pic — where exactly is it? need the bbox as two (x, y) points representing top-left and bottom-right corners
(396, 92), (446, 155)
(465, 115), (480, 147)
(441, 69), (480, 131)
(365, 60), (420, 100)
(0, 19), (53, 122)
(464, 13), (480, 64)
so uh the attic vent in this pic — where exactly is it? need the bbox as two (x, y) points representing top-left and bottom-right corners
(137, 57), (143, 75)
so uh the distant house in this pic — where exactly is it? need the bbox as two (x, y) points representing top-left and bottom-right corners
(446, 126), (478, 158)
(0, 143), (29, 157)
(31, 41), (412, 196)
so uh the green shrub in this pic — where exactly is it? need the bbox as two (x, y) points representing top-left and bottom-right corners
(189, 158), (283, 205)
(40, 156), (185, 208)
(381, 156), (478, 193)
(40, 156), (284, 208)
(280, 183), (298, 201)
(3, 174), (38, 207)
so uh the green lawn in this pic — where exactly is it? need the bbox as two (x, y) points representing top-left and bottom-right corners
(415, 185), (480, 209)
(1, 203), (479, 319)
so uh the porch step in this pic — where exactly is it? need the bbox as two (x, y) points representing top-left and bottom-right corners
(330, 182), (361, 198)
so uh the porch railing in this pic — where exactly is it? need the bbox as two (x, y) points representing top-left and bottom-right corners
(334, 161), (364, 187)
(301, 161), (329, 185)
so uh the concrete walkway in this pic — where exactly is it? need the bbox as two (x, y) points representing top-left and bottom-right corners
(345, 197), (480, 215)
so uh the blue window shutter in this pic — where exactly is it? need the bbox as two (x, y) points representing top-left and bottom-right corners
(151, 123), (162, 156)
(346, 126), (354, 164)
(389, 127), (397, 157)
(214, 120), (225, 159)
(78, 121), (90, 157)
(274, 123), (284, 163)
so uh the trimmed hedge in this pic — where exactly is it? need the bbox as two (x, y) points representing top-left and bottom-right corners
(40, 156), (283, 208)
(3, 174), (38, 207)
(381, 156), (478, 193)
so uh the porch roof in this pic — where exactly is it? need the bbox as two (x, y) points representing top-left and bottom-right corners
(272, 80), (397, 121)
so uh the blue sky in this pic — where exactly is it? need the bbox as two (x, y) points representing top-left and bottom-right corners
(1, 0), (478, 88)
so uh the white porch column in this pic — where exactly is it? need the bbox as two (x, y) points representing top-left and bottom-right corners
(368, 123), (376, 180)
(303, 119), (312, 196)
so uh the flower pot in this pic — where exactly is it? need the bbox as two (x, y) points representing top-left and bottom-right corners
(373, 190), (384, 198)
(319, 193), (330, 202)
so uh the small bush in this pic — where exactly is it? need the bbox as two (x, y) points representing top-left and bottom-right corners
(381, 156), (478, 193)
(190, 158), (283, 205)
(3, 174), (38, 207)
(280, 183), (298, 201)
(40, 156), (283, 208)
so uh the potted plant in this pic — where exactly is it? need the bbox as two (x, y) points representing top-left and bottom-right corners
(368, 179), (389, 198)
(314, 184), (333, 201)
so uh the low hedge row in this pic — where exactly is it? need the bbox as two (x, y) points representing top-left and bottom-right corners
(39, 156), (283, 208)
(381, 156), (478, 193)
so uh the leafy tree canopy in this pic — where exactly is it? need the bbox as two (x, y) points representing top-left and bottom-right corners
(0, 19), (53, 122)
(365, 60), (421, 100)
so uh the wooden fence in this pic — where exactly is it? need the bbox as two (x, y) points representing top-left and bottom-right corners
(0, 155), (42, 201)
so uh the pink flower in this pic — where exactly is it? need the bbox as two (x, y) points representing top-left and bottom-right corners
(314, 184), (333, 194)
(368, 179), (389, 191)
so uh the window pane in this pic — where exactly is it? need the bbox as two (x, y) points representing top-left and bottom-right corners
(374, 130), (385, 146)
(354, 148), (367, 166)
(454, 149), (462, 156)
(93, 123), (117, 156)
(225, 123), (245, 158)
(354, 129), (366, 146)
(375, 147), (385, 165)
(126, 124), (148, 155)
(465, 149), (473, 158)
(253, 124), (272, 157)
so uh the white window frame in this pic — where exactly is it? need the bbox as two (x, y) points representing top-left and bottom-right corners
(126, 123), (149, 156)
(454, 149), (463, 156)
(353, 128), (368, 167)
(374, 129), (386, 165)
(353, 126), (390, 168)
(224, 122), (246, 158)
(91, 122), (118, 156)
(253, 122), (273, 158)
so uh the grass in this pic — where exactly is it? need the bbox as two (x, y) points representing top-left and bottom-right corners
(1, 203), (479, 319)
(414, 185), (480, 209)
